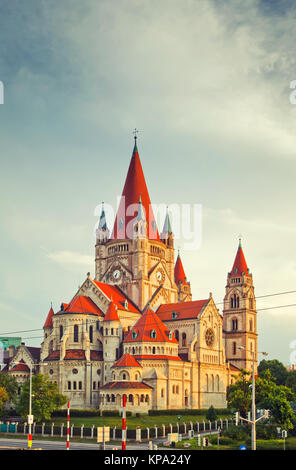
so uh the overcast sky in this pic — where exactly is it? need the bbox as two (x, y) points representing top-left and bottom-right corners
(0, 0), (296, 365)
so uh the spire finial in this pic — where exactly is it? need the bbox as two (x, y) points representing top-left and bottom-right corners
(133, 128), (139, 143)
(238, 235), (242, 248)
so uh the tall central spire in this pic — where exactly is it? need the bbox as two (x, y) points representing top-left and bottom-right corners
(111, 139), (160, 241)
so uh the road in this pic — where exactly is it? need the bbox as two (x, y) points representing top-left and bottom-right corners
(0, 437), (156, 451)
(0, 429), (215, 451)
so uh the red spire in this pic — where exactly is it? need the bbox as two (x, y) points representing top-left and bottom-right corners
(104, 301), (120, 322)
(111, 141), (160, 241)
(174, 252), (188, 285)
(43, 305), (54, 328)
(230, 239), (251, 277)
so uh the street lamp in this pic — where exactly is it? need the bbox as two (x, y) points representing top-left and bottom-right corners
(28, 362), (47, 449)
(237, 347), (268, 450)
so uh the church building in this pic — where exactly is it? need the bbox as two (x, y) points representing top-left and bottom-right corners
(5, 137), (258, 412)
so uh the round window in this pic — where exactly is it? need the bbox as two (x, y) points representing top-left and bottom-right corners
(49, 369), (54, 375)
(72, 368), (78, 375)
(205, 328), (215, 347)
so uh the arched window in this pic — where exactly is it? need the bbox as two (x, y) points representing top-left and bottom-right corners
(175, 330), (179, 341)
(89, 326), (93, 343)
(59, 325), (63, 340)
(151, 329), (157, 339)
(161, 388), (164, 398)
(232, 318), (238, 331)
(182, 332), (187, 347)
(216, 375), (219, 392)
(249, 319), (253, 332)
(233, 342), (237, 355)
(231, 294), (240, 309)
(74, 325), (79, 343)
(152, 347), (156, 354)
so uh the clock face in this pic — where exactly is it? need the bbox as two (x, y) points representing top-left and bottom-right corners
(205, 328), (215, 347)
(157, 271), (163, 282)
(113, 269), (121, 280)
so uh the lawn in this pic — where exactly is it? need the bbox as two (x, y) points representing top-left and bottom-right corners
(47, 413), (232, 429)
(174, 436), (296, 451)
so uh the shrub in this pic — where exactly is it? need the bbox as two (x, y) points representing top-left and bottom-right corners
(206, 406), (218, 421)
(223, 424), (250, 441)
(148, 408), (230, 416)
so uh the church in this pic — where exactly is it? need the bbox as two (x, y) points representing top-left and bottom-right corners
(5, 138), (258, 412)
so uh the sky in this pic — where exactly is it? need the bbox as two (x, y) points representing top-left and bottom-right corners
(0, 0), (296, 365)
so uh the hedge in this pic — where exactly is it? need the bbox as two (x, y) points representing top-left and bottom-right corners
(148, 408), (231, 416)
(51, 409), (132, 418)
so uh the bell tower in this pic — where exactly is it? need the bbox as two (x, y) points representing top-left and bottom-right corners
(94, 136), (178, 310)
(223, 239), (257, 374)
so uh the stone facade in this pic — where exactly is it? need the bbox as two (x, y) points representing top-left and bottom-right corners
(3, 140), (257, 412)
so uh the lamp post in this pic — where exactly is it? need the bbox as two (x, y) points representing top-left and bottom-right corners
(28, 362), (47, 449)
(237, 347), (268, 450)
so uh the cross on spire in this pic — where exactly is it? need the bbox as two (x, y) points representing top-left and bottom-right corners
(133, 128), (139, 142)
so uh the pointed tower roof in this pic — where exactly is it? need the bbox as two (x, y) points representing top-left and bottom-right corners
(174, 251), (188, 285)
(43, 305), (54, 328)
(98, 203), (108, 230)
(123, 308), (178, 344)
(230, 239), (251, 277)
(161, 207), (173, 235)
(111, 140), (160, 241)
(103, 301), (120, 322)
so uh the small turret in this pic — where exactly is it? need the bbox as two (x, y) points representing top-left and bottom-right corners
(96, 203), (110, 244)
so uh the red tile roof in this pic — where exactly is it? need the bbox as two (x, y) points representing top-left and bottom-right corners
(92, 281), (140, 314)
(64, 349), (86, 360)
(229, 363), (241, 371)
(123, 308), (178, 344)
(156, 299), (209, 321)
(103, 301), (120, 322)
(8, 360), (30, 373)
(100, 381), (152, 390)
(112, 353), (142, 368)
(111, 142), (161, 241)
(90, 350), (103, 361)
(63, 295), (104, 316)
(45, 350), (60, 361)
(43, 306), (54, 328)
(230, 241), (251, 277)
(174, 253), (188, 285)
(134, 355), (181, 361)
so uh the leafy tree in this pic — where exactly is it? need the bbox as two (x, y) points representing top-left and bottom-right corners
(0, 387), (9, 414)
(258, 359), (288, 386)
(286, 370), (296, 397)
(14, 373), (67, 422)
(227, 370), (251, 417)
(0, 373), (18, 401)
(255, 370), (295, 429)
(206, 405), (217, 421)
(228, 369), (295, 430)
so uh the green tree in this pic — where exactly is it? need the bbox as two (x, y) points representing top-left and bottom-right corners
(14, 373), (67, 422)
(206, 405), (217, 421)
(255, 370), (295, 429)
(286, 370), (296, 398)
(227, 370), (252, 417)
(258, 359), (288, 386)
(0, 387), (9, 414)
(0, 373), (18, 401)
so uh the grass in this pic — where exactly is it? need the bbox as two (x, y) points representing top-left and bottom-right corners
(173, 436), (296, 451)
(46, 414), (232, 429)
